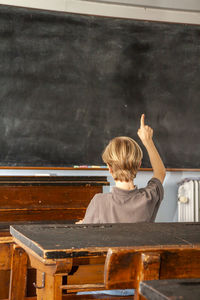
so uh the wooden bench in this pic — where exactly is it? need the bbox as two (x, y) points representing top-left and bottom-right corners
(105, 247), (200, 299)
(9, 222), (200, 300)
(0, 176), (108, 299)
(0, 176), (109, 222)
(139, 278), (200, 300)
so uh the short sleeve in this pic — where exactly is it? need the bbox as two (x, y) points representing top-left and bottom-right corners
(143, 177), (164, 221)
(146, 177), (164, 202)
(82, 195), (99, 224)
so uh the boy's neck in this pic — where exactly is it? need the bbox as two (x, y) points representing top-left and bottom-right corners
(115, 180), (135, 191)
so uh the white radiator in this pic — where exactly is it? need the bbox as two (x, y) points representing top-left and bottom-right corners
(178, 179), (200, 222)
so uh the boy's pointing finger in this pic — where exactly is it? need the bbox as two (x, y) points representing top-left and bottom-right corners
(140, 114), (145, 128)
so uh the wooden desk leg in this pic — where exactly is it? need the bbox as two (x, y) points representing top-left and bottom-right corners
(135, 252), (161, 300)
(9, 245), (28, 300)
(36, 270), (62, 300)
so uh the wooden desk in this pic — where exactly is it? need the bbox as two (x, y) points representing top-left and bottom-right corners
(0, 175), (108, 299)
(140, 279), (200, 300)
(10, 222), (200, 300)
(0, 176), (109, 222)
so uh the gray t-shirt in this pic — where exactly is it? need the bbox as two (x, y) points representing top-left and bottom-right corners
(83, 177), (164, 223)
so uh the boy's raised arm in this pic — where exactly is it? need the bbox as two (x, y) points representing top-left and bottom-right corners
(137, 114), (166, 183)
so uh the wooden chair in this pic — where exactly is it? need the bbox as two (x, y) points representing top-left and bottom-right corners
(104, 247), (200, 300)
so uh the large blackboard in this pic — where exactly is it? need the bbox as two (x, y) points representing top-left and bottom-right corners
(0, 5), (199, 168)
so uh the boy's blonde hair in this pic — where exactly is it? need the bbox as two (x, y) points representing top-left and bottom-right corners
(102, 136), (143, 182)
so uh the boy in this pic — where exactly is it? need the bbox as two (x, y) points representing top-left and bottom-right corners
(82, 114), (166, 224)
(77, 114), (165, 296)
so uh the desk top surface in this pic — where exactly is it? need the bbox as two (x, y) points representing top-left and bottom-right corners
(140, 279), (200, 300)
(10, 222), (200, 259)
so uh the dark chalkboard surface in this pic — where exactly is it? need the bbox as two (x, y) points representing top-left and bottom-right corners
(0, 5), (199, 168)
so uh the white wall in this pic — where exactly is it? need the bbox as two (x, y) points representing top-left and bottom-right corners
(88, 0), (200, 11)
(0, 0), (199, 222)
(0, 0), (200, 24)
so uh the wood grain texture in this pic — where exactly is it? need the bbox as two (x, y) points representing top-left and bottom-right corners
(0, 176), (108, 222)
(9, 245), (28, 300)
(105, 248), (200, 299)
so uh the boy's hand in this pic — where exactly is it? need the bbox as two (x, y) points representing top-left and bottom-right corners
(75, 219), (83, 224)
(137, 114), (153, 147)
(137, 114), (166, 183)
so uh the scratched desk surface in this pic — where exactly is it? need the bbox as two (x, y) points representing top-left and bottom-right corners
(140, 279), (200, 300)
(10, 223), (200, 259)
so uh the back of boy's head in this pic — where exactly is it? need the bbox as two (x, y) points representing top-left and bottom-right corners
(102, 136), (143, 182)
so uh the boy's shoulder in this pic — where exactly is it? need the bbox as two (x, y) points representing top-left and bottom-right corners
(93, 191), (113, 201)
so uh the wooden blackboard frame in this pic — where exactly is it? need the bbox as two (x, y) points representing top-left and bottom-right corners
(0, 166), (199, 172)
